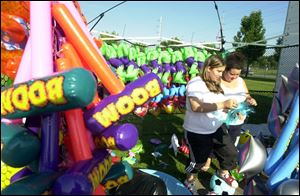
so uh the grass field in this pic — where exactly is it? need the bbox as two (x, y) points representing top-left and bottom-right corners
(115, 75), (277, 192)
(244, 75), (276, 124)
(251, 68), (278, 77)
(118, 113), (189, 181)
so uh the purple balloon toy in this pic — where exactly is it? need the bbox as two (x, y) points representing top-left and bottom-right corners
(170, 64), (177, 74)
(141, 64), (152, 74)
(176, 62), (186, 74)
(186, 57), (195, 67)
(10, 167), (33, 184)
(109, 58), (123, 68)
(95, 123), (139, 151)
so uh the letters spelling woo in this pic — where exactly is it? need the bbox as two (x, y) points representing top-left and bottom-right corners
(92, 78), (161, 128)
(1, 76), (66, 116)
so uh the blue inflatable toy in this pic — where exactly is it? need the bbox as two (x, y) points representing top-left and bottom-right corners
(264, 90), (299, 176)
(266, 142), (299, 192)
(139, 169), (191, 195)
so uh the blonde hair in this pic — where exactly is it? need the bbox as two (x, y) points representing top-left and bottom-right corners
(201, 55), (225, 94)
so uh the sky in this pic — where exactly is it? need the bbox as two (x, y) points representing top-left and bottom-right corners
(78, 1), (289, 50)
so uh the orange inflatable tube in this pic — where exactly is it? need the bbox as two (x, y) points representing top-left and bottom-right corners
(3, 56), (22, 80)
(52, 3), (125, 95)
(64, 108), (92, 162)
(1, 48), (23, 80)
(1, 12), (27, 43)
(1, 1), (30, 23)
(93, 37), (103, 49)
(58, 42), (101, 106)
(56, 57), (92, 161)
(55, 57), (72, 72)
(60, 42), (84, 68)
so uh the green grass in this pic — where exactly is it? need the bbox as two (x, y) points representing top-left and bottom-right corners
(244, 76), (276, 91)
(251, 68), (278, 76)
(244, 76), (276, 124)
(119, 113), (188, 181)
(115, 76), (277, 189)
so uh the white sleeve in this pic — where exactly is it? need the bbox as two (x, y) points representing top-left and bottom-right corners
(186, 79), (207, 99)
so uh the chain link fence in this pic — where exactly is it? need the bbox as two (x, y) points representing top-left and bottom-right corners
(240, 45), (298, 124)
(275, 45), (299, 90)
(242, 45), (298, 91)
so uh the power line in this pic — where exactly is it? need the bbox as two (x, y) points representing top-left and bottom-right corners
(88, 1), (127, 32)
(214, 1), (225, 52)
(225, 33), (290, 50)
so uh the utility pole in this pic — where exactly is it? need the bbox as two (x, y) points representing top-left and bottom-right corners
(122, 24), (126, 37)
(191, 32), (195, 44)
(158, 16), (162, 41)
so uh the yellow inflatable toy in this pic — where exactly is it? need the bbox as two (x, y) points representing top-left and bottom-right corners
(239, 130), (252, 145)
(1, 161), (23, 190)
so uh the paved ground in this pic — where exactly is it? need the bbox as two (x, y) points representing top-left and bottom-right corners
(241, 123), (271, 136)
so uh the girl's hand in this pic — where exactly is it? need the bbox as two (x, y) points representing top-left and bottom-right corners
(237, 112), (246, 121)
(223, 99), (238, 109)
(246, 96), (257, 106)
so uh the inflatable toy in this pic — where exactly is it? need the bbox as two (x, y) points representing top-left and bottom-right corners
(1, 1), (30, 23)
(92, 184), (106, 195)
(224, 102), (255, 126)
(140, 169), (192, 195)
(13, 36), (31, 84)
(56, 41), (100, 162)
(1, 68), (97, 119)
(210, 173), (236, 195)
(101, 161), (134, 190)
(268, 64), (299, 137)
(1, 49), (23, 80)
(30, 1), (53, 78)
(52, 149), (111, 195)
(94, 123), (138, 151)
(287, 128), (299, 154)
(273, 179), (299, 195)
(266, 141), (299, 191)
(10, 167), (33, 184)
(239, 135), (267, 179)
(243, 175), (268, 195)
(52, 3), (125, 95)
(1, 12), (29, 50)
(110, 169), (167, 195)
(1, 171), (62, 195)
(31, 6), (58, 173)
(84, 73), (162, 134)
(1, 73), (13, 88)
(238, 130), (252, 145)
(1, 123), (40, 167)
(264, 90), (299, 175)
(133, 103), (149, 117)
(38, 112), (60, 172)
(1, 161), (23, 190)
